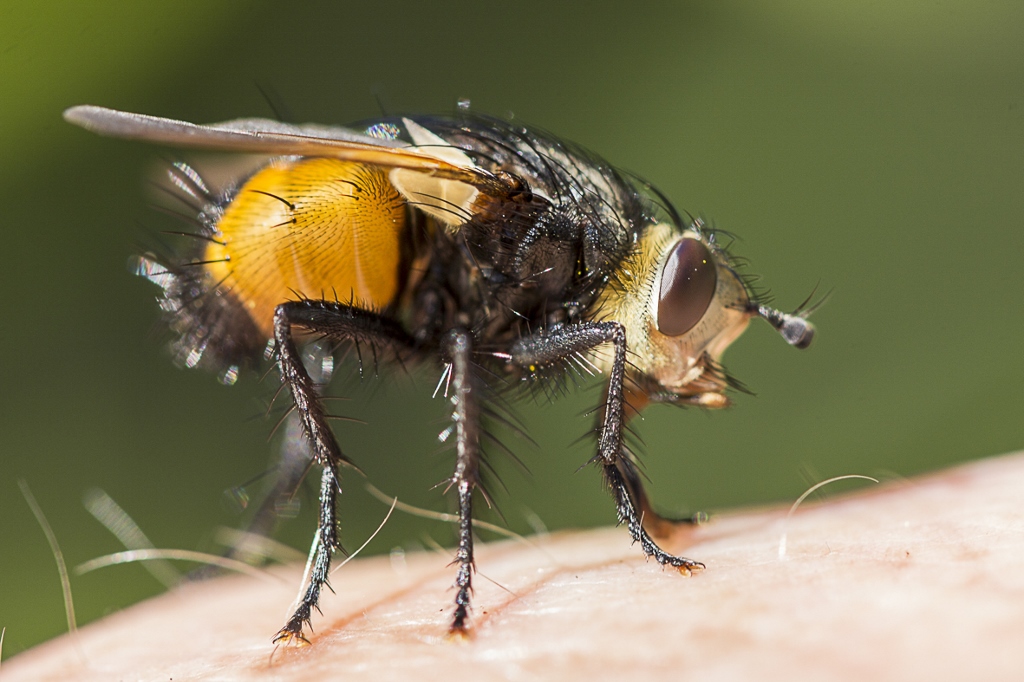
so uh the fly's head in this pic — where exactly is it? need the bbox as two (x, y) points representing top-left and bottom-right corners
(595, 218), (816, 407)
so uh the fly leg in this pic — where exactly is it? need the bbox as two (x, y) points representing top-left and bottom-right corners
(250, 410), (320, 542)
(615, 455), (704, 542)
(272, 300), (414, 645)
(621, 390), (731, 539)
(508, 322), (704, 573)
(441, 329), (481, 636)
(223, 343), (336, 565)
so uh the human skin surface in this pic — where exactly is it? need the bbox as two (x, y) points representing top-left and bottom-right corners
(5, 451), (1024, 681)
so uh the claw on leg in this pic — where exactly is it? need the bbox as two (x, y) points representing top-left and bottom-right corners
(667, 558), (705, 577)
(273, 627), (312, 648)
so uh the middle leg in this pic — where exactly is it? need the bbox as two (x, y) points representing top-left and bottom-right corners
(441, 329), (482, 635)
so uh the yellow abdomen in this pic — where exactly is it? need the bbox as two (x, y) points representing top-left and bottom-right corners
(204, 158), (406, 337)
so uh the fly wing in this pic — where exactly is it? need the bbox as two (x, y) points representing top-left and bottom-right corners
(63, 105), (498, 198)
(65, 105), (511, 228)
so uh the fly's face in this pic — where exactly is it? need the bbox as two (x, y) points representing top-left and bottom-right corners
(646, 228), (752, 397)
(597, 219), (813, 406)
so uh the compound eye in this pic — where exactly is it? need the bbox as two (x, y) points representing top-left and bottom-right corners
(657, 238), (718, 336)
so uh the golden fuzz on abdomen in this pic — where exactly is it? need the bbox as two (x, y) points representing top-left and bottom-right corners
(204, 158), (406, 337)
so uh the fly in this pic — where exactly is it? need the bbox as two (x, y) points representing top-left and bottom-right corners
(64, 104), (818, 644)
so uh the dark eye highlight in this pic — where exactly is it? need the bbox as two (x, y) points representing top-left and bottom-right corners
(657, 238), (718, 336)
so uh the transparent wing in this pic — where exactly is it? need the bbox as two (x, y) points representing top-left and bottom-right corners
(63, 105), (496, 189)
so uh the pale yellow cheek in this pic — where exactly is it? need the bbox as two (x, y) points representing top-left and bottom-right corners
(205, 158), (406, 337)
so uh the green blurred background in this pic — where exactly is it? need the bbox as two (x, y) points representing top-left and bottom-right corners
(2, 0), (1022, 657)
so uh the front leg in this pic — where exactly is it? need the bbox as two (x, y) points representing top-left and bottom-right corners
(272, 300), (414, 645)
(508, 323), (704, 574)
